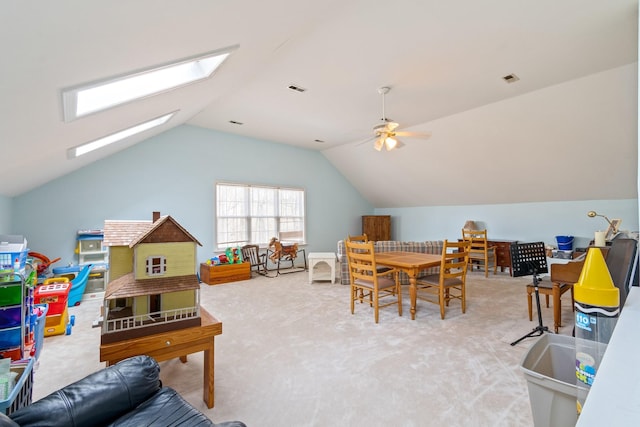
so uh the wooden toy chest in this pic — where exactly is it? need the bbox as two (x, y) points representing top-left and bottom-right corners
(200, 262), (250, 285)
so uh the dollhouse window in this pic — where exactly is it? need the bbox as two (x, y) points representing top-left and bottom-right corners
(146, 256), (166, 276)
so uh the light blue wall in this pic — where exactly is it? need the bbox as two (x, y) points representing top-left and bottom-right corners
(11, 125), (372, 265)
(0, 195), (12, 234)
(377, 199), (639, 249)
(7, 124), (639, 265)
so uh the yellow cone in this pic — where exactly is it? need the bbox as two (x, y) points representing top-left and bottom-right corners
(574, 248), (619, 309)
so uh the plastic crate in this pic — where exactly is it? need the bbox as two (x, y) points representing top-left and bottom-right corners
(0, 358), (34, 415)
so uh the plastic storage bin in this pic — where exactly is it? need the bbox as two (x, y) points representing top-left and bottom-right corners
(555, 236), (574, 251)
(520, 334), (577, 427)
(32, 304), (48, 360)
(0, 358), (34, 415)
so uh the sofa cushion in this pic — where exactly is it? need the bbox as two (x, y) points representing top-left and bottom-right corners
(10, 356), (161, 427)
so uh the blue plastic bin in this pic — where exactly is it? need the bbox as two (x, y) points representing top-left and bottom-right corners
(33, 304), (48, 360)
(555, 235), (574, 251)
(0, 358), (34, 415)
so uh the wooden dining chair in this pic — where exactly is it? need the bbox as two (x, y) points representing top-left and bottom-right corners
(415, 240), (470, 319)
(461, 228), (497, 278)
(347, 233), (368, 242)
(344, 240), (401, 323)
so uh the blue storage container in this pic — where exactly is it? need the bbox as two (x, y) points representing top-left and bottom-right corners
(0, 358), (34, 415)
(555, 235), (574, 251)
(0, 327), (21, 349)
(33, 304), (48, 360)
(0, 306), (22, 329)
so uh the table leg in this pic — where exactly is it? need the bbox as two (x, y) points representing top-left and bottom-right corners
(553, 284), (561, 334)
(203, 338), (215, 408)
(409, 274), (417, 320)
(179, 355), (187, 363)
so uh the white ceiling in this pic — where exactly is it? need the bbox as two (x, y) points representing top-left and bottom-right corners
(1, 1), (638, 206)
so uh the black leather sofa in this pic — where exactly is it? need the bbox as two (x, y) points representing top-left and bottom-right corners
(0, 356), (246, 427)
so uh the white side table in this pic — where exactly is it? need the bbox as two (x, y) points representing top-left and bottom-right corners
(308, 252), (336, 284)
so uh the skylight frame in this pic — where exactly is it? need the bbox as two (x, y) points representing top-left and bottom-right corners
(62, 45), (238, 122)
(67, 111), (177, 158)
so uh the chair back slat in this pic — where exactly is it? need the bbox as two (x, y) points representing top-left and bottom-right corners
(441, 240), (470, 280)
(461, 228), (497, 277)
(414, 239), (470, 319)
(345, 240), (378, 279)
(347, 233), (368, 243)
(462, 229), (489, 254)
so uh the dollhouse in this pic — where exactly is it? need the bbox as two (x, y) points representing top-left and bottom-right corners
(101, 212), (202, 344)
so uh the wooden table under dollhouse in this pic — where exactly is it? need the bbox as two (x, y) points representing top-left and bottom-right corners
(99, 307), (222, 408)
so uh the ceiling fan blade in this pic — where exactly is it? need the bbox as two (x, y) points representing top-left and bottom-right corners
(394, 131), (432, 139)
(386, 121), (399, 131)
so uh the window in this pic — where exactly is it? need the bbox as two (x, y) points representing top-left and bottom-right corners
(146, 256), (167, 276)
(67, 112), (176, 158)
(62, 45), (237, 122)
(216, 183), (305, 248)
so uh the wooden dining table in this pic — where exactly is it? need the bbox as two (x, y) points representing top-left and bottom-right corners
(375, 251), (442, 320)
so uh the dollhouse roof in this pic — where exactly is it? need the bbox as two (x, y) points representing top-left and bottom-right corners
(105, 272), (200, 299)
(129, 215), (202, 247)
(103, 220), (153, 247)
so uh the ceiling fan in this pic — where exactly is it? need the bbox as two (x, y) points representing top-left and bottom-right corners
(362, 86), (431, 151)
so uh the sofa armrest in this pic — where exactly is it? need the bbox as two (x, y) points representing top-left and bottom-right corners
(0, 413), (19, 427)
(10, 356), (161, 427)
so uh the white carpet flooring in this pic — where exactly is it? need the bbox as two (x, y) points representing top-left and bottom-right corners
(31, 268), (576, 427)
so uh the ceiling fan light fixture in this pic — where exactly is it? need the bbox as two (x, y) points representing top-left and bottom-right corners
(374, 138), (384, 151)
(385, 136), (398, 151)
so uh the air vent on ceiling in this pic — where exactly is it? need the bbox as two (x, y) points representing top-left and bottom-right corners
(502, 73), (520, 83)
(229, 120), (244, 125)
(288, 84), (306, 93)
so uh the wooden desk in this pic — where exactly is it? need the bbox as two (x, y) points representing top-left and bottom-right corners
(375, 251), (442, 320)
(99, 307), (222, 408)
(458, 238), (518, 274)
(488, 239), (518, 274)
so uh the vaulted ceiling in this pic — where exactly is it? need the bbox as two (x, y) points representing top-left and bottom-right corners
(1, 1), (638, 206)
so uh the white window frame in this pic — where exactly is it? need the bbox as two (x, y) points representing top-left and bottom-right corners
(215, 182), (306, 249)
(146, 256), (167, 276)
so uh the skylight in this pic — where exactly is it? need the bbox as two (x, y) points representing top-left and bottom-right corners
(67, 111), (176, 158)
(62, 45), (237, 122)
